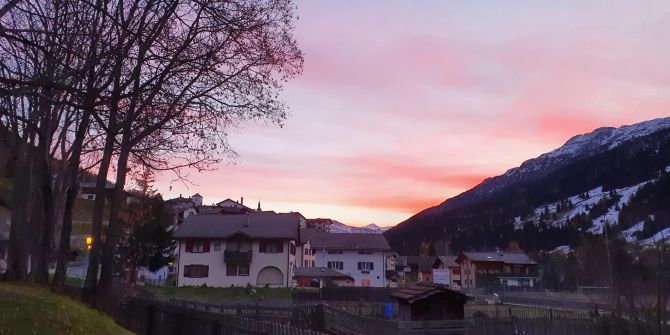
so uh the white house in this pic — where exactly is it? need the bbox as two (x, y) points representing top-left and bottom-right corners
(310, 233), (391, 287)
(173, 212), (299, 288)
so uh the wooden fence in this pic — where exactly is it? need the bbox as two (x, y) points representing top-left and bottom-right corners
(113, 299), (327, 335)
(465, 304), (592, 320)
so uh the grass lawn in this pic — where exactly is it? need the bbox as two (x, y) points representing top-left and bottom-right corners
(0, 282), (132, 335)
(150, 285), (293, 304)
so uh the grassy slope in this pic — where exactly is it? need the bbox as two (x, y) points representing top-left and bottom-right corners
(0, 282), (132, 335)
(150, 286), (293, 304)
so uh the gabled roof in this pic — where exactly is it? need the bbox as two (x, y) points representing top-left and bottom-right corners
(191, 193), (203, 198)
(391, 282), (469, 304)
(165, 196), (195, 205)
(173, 212), (299, 240)
(457, 251), (537, 265)
(294, 267), (352, 279)
(216, 198), (251, 209)
(299, 228), (319, 245)
(440, 256), (459, 268)
(403, 256), (440, 272)
(309, 233), (391, 251)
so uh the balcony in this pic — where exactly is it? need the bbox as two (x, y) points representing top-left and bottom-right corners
(224, 250), (252, 265)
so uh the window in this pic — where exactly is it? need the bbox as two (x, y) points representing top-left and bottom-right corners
(357, 262), (374, 271)
(327, 250), (343, 254)
(259, 240), (284, 253)
(358, 251), (373, 255)
(361, 279), (371, 287)
(327, 261), (343, 270)
(304, 260), (309, 267)
(184, 265), (209, 278)
(87, 195), (94, 200)
(185, 240), (210, 253)
(227, 264), (250, 276)
(311, 260), (315, 267)
(452, 268), (461, 275)
(213, 243), (221, 251)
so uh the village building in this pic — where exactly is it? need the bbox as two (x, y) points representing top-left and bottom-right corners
(456, 251), (538, 291)
(305, 218), (333, 232)
(310, 233), (391, 287)
(173, 212), (300, 288)
(215, 198), (255, 214)
(296, 227), (318, 268)
(165, 194), (199, 227)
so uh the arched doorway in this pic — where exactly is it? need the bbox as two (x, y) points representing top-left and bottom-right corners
(256, 266), (284, 286)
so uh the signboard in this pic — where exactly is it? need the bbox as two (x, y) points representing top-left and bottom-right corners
(432, 269), (451, 285)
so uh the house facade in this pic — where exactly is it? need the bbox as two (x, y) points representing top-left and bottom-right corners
(456, 251), (537, 291)
(174, 212), (300, 288)
(310, 233), (391, 287)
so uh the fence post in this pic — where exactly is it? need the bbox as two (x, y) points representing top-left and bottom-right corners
(146, 303), (155, 335)
(549, 308), (553, 321)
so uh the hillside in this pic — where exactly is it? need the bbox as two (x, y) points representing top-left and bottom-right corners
(0, 282), (132, 335)
(385, 117), (670, 255)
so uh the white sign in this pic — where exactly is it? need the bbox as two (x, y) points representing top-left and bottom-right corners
(432, 269), (451, 285)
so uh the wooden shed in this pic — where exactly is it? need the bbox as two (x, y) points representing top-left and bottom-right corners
(390, 282), (469, 321)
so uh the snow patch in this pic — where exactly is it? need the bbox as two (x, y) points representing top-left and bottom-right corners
(620, 222), (644, 242)
(640, 228), (670, 246)
(550, 245), (572, 254)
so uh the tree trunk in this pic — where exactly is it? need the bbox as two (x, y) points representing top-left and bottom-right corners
(53, 111), (92, 289)
(99, 132), (131, 291)
(83, 133), (114, 297)
(5, 139), (32, 280)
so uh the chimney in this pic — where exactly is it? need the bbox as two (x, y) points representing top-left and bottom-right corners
(240, 197), (244, 205)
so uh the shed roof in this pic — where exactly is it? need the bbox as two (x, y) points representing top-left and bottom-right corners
(309, 233), (391, 251)
(294, 267), (352, 279)
(458, 251), (537, 265)
(390, 282), (469, 304)
(173, 213), (299, 240)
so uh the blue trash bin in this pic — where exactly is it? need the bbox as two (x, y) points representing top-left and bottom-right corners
(382, 303), (394, 319)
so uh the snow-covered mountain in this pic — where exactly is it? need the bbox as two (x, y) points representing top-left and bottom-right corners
(386, 117), (670, 255)
(328, 221), (389, 234)
(441, 117), (670, 211)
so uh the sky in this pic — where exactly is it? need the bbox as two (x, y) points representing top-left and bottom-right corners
(155, 1), (670, 227)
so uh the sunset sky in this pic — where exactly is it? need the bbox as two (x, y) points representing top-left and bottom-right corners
(156, 1), (670, 227)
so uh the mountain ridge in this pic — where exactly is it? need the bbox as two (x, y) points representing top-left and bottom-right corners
(385, 117), (670, 255)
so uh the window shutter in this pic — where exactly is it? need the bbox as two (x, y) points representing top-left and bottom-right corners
(203, 240), (210, 252)
(277, 241), (284, 253)
(204, 265), (209, 277)
(184, 265), (191, 277)
(185, 240), (193, 253)
(370, 263), (374, 270)
(358, 262), (362, 270)
(259, 240), (267, 253)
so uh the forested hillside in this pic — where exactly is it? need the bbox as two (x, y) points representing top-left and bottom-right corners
(385, 125), (670, 256)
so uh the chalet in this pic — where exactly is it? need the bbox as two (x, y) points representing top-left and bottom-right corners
(165, 194), (198, 227)
(78, 180), (115, 200)
(310, 233), (391, 287)
(456, 251), (538, 291)
(215, 198), (254, 214)
(305, 218), (333, 232)
(395, 256), (461, 290)
(297, 228), (318, 268)
(173, 212), (300, 288)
